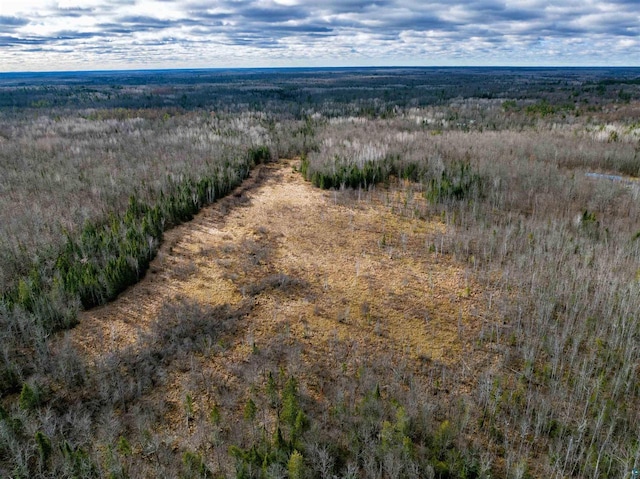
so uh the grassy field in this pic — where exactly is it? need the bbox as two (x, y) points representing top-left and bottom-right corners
(1, 68), (640, 478)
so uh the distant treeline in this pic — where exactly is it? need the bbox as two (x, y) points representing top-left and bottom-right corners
(1, 67), (639, 113)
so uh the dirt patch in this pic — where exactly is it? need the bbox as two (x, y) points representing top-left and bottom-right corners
(68, 158), (497, 453)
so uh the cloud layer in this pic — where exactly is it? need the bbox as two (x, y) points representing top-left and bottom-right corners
(1, 0), (638, 71)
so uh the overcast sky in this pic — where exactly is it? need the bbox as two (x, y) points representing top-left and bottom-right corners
(0, 0), (638, 71)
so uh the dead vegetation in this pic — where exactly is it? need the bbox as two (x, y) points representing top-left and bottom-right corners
(0, 159), (493, 477)
(2, 68), (640, 478)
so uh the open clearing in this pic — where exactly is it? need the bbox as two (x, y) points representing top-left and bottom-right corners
(66, 158), (496, 451)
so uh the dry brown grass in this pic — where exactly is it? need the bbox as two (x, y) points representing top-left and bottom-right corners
(63, 159), (498, 466)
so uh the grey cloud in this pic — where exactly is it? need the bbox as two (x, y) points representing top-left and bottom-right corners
(221, 36), (284, 48)
(314, 0), (392, 13)
(0, 29), (113, 48)
(187, 3), (310, 27)
(384, 14), (460, 31)
(42, 1), (640, 44)
(236, 5), (310, 22)
(0, 16), (29, 27)
(469, 4), (544, 23)
(2, 0), (640, 69)
(0, 35), (48, 46)
(195, 11), (234, 21)
(97, 25), (137, 35)
(55, 8), (95, 18)
(606, 0), (640, 6)
(117, 15), (186, 29)
(54, 30), (110, 41)
(0, 16), (30, 34)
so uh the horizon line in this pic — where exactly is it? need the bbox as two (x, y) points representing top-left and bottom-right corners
(2, 65), (640, 76)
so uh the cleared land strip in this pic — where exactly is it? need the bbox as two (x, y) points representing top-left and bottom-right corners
(65, 158), (495, 435)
